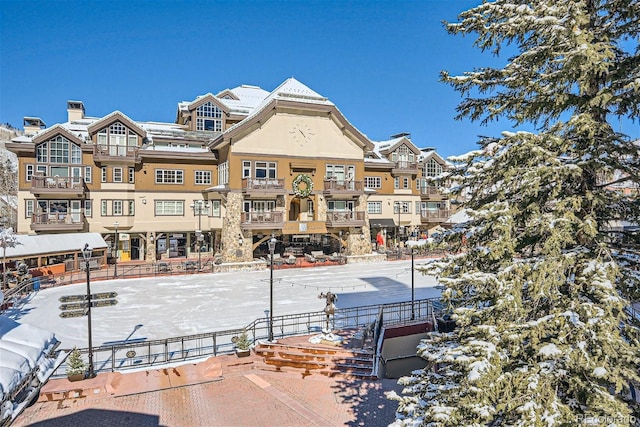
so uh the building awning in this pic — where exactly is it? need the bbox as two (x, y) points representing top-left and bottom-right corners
(369, 218), (396, 228)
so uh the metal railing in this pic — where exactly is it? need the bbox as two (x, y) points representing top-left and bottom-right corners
(49, 297), (441, 378)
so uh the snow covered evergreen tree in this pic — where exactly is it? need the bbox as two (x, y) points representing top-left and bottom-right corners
(389, 1), (640, 425)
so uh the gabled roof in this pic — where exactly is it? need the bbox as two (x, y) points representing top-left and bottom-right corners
(186, 93), (230, 115)
(420, 149), (450, 167)
(211, 77), (373, 151)
(372, 136), (421, 156)
(86, 111), (146, 137)
(31, 124), (86, 145)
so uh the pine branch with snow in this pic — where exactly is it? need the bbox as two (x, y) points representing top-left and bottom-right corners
(392, 1), (640, 425)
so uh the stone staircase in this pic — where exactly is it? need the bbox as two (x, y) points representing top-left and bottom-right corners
(254, 341), (376, 379)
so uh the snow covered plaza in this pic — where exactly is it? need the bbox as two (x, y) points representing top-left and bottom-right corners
(6, 259), (441, 351)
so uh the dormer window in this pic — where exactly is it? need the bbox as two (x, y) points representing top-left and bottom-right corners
(196, 102), (223, 131)
(97, 121), (139, 156)
(36, 135), (82, 164)
(425, 159), (443, 177)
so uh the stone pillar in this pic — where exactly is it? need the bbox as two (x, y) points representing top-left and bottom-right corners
(221, 192), (252, 263)
(146, 232), (156, 263)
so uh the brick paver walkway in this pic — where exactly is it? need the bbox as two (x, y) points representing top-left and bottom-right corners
(14, 338), (403, 427)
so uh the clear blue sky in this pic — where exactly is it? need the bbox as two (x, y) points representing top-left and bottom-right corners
(1, 0), (638, 158)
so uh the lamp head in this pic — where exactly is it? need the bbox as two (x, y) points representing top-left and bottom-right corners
(82, 243), (93, 260)
(268, 234), (277, 252)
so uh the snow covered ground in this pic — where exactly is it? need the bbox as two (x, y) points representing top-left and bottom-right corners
(5, 259), (442, 350)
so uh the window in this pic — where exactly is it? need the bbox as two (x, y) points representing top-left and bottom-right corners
(218, 161), (229, 185)
(364, 176), (381, 188)
(85, 166), (92, 183)
(195, 170), (212, 185)
(128, 200), (135, 216)
(326, 164), (346, 181)
(368, 201), (382, 214)
(327, 200), (353, 211)
(84, 199), (92, 217)
(25, 200), (34, 218)
(113, 200), (123, 216)
(394, 177), (399, 189)
(129, 167), (135, 183)
(242, 161), (251, 178)
(425, 159), (443, 177)
(36, 165), (47, 175)
(415, 201), (420, 215)
(155, 200), (184, 216)
(155, 169), (184, 184)
(97, 121), (138, 155)
(255, 161), (276, 179)
(35, 136), (81, 166)
(403, 177), (409, 189)
(26, 164), (34, 182)
(49, 136), (70, 163)
(101, 167), (107, 183)
(113, 167), (123, 183)
(394, 201), (411, 214)
(196, 102), (223, 131)
(211, 200), (221, 217)
(101, 200), (107, 216)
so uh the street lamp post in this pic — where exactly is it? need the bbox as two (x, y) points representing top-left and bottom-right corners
(268, 234), (277, 341)
(411, 247), (416, 320)
(190, 201), (209, 271)
(82, 243), (95, 378)
(113, 221), (119, 278)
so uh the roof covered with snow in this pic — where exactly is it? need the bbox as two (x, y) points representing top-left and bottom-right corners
(3, 232), (108, 260)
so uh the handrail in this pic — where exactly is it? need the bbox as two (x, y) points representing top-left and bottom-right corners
(48, 297), (442, 378)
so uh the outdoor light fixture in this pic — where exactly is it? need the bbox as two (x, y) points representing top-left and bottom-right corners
(268, 234), (277, 341)
(82, 243), (95, 378)
(113, 221), (119, 278)
(238, 234), (244, 246)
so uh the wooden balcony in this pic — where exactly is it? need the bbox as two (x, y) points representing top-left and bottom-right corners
(30, 212), (85, 232)
(322, 180), (364, 197)
(30, 175), (85, 198)
(93, 144), (141, 165)
(392, 161), (419, 175)
(242, 178), (286, 197)
(325, 210), (366, 227)
(240, 211), (284, 230)
(420, 185), (448, 200)
(420, 209), (451, 223)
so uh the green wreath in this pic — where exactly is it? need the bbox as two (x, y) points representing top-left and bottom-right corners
(292, 174), (313, 198)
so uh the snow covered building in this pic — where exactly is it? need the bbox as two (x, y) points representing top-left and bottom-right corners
(6, 78), (455, 264)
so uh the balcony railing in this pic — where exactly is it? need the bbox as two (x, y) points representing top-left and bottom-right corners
(325, 210), (366, 227)
(93, 144), (140, 164)
(392, 161), (418, 174)
(322, 179), (364, 196)
(420, 209), (451, 222)
(30, 175), (85, 197)
(240, 211), (284, 230)
(420, 185), (448, 198)
(242, 178), (286, 196)
(30, 212), (85, 232)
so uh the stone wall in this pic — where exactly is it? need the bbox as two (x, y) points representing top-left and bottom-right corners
(221, 192), (252, 263)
